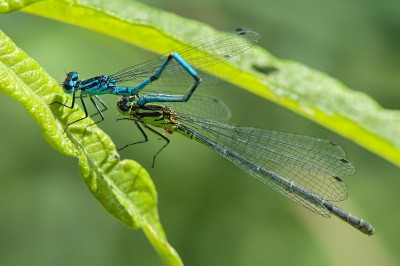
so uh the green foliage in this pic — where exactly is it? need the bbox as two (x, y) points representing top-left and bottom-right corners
(11, 0), (400, 167)
(1, 0), (400, 265)
(0, 30), (182, 266)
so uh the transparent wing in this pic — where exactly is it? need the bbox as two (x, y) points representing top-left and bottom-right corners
(110, 29), (260, 87)
(143, 90), (232, 122)
(176, 117), (354, 217)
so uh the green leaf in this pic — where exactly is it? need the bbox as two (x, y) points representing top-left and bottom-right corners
(4, 0), (398, 166)
(0, 30), (182, 266)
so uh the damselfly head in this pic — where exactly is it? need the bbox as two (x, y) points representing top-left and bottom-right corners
(62, 71), (79, 94)
(117, 96), (135, 114)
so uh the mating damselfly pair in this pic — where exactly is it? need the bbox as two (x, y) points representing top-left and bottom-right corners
(54, 28), (374, 235)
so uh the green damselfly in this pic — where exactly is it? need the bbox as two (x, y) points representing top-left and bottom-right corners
(116, 94), (374, 235)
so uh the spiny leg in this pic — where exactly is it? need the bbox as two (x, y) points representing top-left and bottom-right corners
(90, 95), (108, 119)
(50, 90), (76, 109)
(57, 94), (109, 133)
(81, 95), (109, 137)
(142, 124), (170, 168)
(50, 91), (90, 132)
(119, 119), (171, 167)
(85, 95), (108, 128)
(117, 120), (149, 150)
(63, 93), (89, 131)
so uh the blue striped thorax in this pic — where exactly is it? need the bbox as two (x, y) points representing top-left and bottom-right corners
(62, 72), (118, 95)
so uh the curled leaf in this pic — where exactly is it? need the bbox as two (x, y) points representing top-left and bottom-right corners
(0, 29), (182, 266)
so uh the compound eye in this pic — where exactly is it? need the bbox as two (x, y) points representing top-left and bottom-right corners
(117, 97), (131, 112)
(67, 71), (79, 81)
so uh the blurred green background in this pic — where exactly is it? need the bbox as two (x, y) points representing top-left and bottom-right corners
(1, 0), (400, 265)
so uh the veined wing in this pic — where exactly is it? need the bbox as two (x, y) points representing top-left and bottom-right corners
(142, 90), (232, 122)
(176, 117), (354, 217)
(110, 29), (260, 87)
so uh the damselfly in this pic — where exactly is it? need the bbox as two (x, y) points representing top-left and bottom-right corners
(53, 28), (259, 128)
(116, 94), (375, 235)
